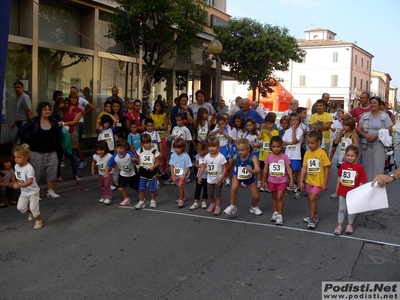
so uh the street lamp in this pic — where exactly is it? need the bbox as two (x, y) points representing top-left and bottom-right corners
(208, 39), (223, 108)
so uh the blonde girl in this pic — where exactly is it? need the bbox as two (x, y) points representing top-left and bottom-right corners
(13, 144), (43, 230)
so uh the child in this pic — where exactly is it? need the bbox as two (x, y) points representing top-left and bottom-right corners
(333, 145), (367, 235)
(330, 109), (344, 142)
(104, 138), (139, 206)
(297, 107), (310, 160)
(279, 116), (290, 137)
(329, 117), (358, 198)
(190, 141), (209, 210)
(209, 116), (232, 186)
(169, 138), (193, 207)
(134, 133), (160, 209)
(231, 114), (245, 155)
(96, 114), (116, 154)
(0, 155), (18, 207)
(262, 136), (294, 225)
(12, 144), (43, 230)
(198, 137), (227, 215)
(243, 118), (261, 189)
(258, 114), (280, 190)
(171, 114), (193, 152)
(223, 138), (261, 216)
(299, 131), (331, 229)
(309, 121), (325, 150)
(194, 107), (209, 143)
(127, 120), (141, 154)
(282, 113), (304, 198)
(91, 141), (113, 205)
(143, 118), (162, 190)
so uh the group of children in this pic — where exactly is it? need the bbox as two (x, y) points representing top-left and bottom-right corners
(2, 101), (368, 235)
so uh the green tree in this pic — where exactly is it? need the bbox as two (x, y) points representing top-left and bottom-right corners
(106, 0), (209, 113)
(213, 18), (305, 101)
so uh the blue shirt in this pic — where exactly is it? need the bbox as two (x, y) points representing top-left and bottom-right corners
(232, 109), (263, 125)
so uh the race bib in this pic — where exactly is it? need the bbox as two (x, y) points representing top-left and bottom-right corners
(207, 163), (218, 176)
(99, 132), (113, 142)
(117, 122), (122, 127)
(198, 128), (208, 138)
(336, 127), (342, 133)
(287, 144), (297, 151)
(141, 153), (154, 168)
(121, 164), (133, 173)
(340, 170), (356, 187)
(339, 141), (348, 152)
(307, 159), (321, 173)
(217, 133), (224, 140)
(174, 167), (184, 176)
(14, 170), (26, 184)
(174, 130), (183, 139)
(262, 142), (270, 151)
(237, 166), (251, 180)
(269, 162), (285, 177)
(96, 162), (106, 172)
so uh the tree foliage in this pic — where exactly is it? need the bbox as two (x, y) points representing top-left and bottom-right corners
(213, 18), (305, 100)
(106, 0), (209, 107)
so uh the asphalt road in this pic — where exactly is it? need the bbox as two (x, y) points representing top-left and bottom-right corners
(1, 154), (399, 300)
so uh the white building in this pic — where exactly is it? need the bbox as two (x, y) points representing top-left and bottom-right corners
(370, 70), (392, 102)
(275, 28), (374, 112)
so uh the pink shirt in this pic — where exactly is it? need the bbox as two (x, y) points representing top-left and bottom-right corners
(348, 106), (371, 123)
(265, 153), (290, 184)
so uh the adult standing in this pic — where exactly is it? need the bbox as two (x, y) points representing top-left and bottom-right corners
(251, 101), (266, 120)
(70, 86), (95, 169)
(189, 89), (217, 125)
(311, 93), (330, 114)
(63, 91), (83, 183)
(357, 96), (392, 181)
(96, 100), (114, 128)
(124, 99), (146, 133)
(111, 100), (126, 139)
(16, 101), (62, 198)
(170, 93), (194, 131)
(217, 98), (228, 117)
(372, 168), (400, 187)
(227, 96), (242, 117)
(10, 81), (33, 144)
(309, 99), (333, 155)
(282, 99), (299, 117)
(233, 98), (264, 125)
(106, 86), (125, 111)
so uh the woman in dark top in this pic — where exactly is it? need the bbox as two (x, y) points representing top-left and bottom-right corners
(169, 93), (194, 132)
(111, 100), (126, 139)
(124, 99), (146, 133)
(16, 101), (62, 198)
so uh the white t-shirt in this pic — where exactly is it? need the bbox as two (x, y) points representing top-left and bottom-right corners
(171, 126), (192, 153)
(211, 126), (231, 147)
(143, 130), (161, 151)
(196, 121), (209, 141)
(331, 120), (343, 142)
(196, 154), (208, 179)
(14, 163), (40, 196)
(93, 153), (113, 176)
(137, 147), (160, 168)
(98, 127), (115, 151)
(283, 127), (303, 159)
(189, 102), (216, 122)
(203, 153), (227, 184)
(231, 127), (244, 141)
(243, 131), (260, 153)
(78, 97), (89, 122)
(108, 151), (136, 177)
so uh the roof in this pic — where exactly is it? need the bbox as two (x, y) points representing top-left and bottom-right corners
(304, 28), (337, 35)
(297, 39), (374, 58)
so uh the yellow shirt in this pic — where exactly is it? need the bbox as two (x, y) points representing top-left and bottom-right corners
(259, 129), (280, 161)
(309, 112), (333, 143)
(303, 148), (331, 187)
(150, 112), (167, 138)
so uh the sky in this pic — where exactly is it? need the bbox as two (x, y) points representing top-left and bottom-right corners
(227, 0), (400, 88)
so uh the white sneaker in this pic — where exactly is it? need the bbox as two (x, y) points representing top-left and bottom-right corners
(330, 193), (338, 199)
(190, 203), (198, 210)
(111, 185), (117, 191)
(201, 201), (207, 209)
(275, 214), (283, 226)
(47, 190), (60, 198)
(104, 199), (111, 205)
(225, 178), (231, 186)
(34, 220), (43, 230)
(271, 211), (278, 222)
(156, 181), (161, 190)
(241, 182), (247, 188)
(28, 213), (34, 221)
(223, 205), (237, 215)
(99, 198), (105, 203)
(287, 184), (297, 191)
(78, 161), (87, 169)
(249, 206), (262, 216)
(257, 181), (261, 189)
(134, 200), (146, 210)
(149, 200), (157, 208)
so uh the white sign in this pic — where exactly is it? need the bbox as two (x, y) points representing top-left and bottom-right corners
(346, 182), (389, 214)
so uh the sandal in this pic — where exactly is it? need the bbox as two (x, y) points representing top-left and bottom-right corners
(345, 224), (354, 234)
(10, 201), (17, 205)
(333, 225), (342, 235)
(56, 176), (64, 182)
(75, 176), (82, 183)
(0, 203), (7, 208)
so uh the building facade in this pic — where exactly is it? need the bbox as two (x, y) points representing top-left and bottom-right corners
(275, 28), (374, 112)
(370, 70), (392, 103)
(1, 0), (229, 146)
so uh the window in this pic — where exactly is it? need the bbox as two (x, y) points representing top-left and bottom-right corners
(360, 78), (363, 90)
(299, 75), (306, 87)
(355, 54), (358, 64)
(353, 76), (357, 88)
(361, 57), (364, 67)
(366, 80), (369, 92)
(331, 75), (338, 87)
(333, 52), (338, 62)
(367, 60), (369, 70)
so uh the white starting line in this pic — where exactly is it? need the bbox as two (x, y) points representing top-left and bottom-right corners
(119, 206), (400, 248)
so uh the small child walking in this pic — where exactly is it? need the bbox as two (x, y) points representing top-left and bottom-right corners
(91, 141), (113, 205)
(223, 138), (261, 216)
(134, 134), (160, 209)
(169, 138), (193, 207)
(333, 145), (367, 235)
(262, 136), (294, 225)
(198, 137), (227, 215)
(299, 130), (331, 229)
(13, 144), (43, 230)
(190, 141), (209, 210)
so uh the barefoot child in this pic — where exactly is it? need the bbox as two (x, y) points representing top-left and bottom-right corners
(13, 144), (43, 230)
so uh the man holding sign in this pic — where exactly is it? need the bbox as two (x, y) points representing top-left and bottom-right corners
(372, 169), (399, 187)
